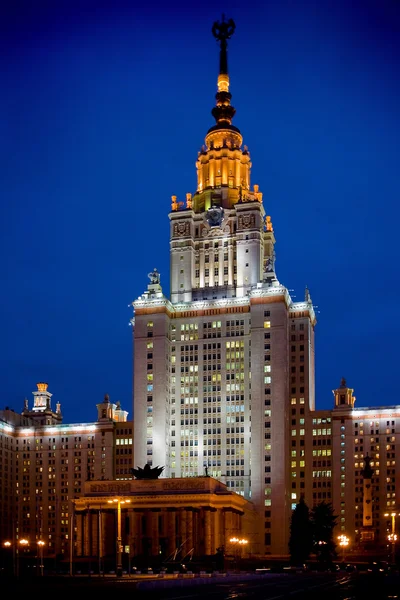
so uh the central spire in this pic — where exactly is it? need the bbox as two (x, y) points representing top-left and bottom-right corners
(210, 16), (237, 130)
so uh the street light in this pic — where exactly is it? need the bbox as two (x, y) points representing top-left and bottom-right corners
(37, 541), (45, 576)
(229, 537), (248, 570)
(107, 498), (131, 577)
(18, 539), (29, 576)
(384, 512), (400, 564)
(2, 541), (13, 575)
(337, 535), (349, 562)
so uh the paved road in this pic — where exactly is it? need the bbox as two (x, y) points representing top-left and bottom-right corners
(2, 571), (399, 599)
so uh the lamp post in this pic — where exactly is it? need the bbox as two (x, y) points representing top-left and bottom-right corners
(18, 539), (29, 576)
(337, 535), (349, 562)
(37, 541), (45, 576)
(3, 541), (13, 575)
(384, 512), (399, 564)
(108, 498), (131, 577)
(229, 537), (248, 570)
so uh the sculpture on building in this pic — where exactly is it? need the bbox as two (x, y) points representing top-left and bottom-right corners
(206, 204), (224, 227)
(265, 215), (273, 232)
(361, 454), (373, 479)
(212, 15), (235, 51)
(264, 251), (276, 273)
(148, 268), (160, 285)
(131, 464), (165, 479)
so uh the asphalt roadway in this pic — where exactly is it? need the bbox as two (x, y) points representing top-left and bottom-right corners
(2, 571), (400, 599)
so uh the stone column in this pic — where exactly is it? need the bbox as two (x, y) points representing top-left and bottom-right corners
(209, 508), (216, 554)
(214, 508), (221, 551)
(204, 508), (212, 555)
(228, 244), (233, 286)
(191, 509), (199, 555)
(83, 510), (90, 556)
(76, 512), (83, 557)
(209, 251), (215, 287)
(219, 247), (224, 286)
(180, 508), (187, 554)
(92, 510), (96, 556)
(224, 509), (234, 548)
(89, 510), (94, 557)
(167, 509), (176, 557)
(151, 510), (159, 556)
(102, 510), (110, 557)
(186, 509), (193, 554)
(133, 510), (142, 556)
(199, 250), (205, 288)
(98, 510), (104, 562)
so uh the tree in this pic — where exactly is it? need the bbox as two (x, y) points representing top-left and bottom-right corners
(289, 496), (313, 565)
(311, 501), (338, 564)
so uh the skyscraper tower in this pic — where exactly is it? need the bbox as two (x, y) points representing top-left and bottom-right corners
(132, 18), (316, 555)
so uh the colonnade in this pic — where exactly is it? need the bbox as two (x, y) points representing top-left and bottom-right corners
(74, 505), (243, 558)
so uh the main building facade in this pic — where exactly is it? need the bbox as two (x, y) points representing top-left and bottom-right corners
(132, 20), (317, 556)
(132, 19), (400, 557)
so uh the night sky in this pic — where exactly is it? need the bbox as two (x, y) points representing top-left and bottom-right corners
(1, 0), (399, 424)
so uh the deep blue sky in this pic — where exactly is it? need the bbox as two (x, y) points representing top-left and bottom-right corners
(1, 0), (399, 424)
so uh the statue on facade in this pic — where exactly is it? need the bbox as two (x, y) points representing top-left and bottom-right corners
(148, 268), (160, 285)
(131, 464), (165, 479)
(361, 454), (373, 479)
(265, 251), (276, 273)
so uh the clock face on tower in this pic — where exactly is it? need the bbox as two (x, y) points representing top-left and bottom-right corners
(206, 205), (224, 228)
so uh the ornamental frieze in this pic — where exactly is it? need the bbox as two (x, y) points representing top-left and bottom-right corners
(238, 214), (255, 230)
(173, 221), (190, 237)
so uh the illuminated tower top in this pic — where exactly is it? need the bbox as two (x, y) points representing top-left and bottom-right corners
(21, 382), (62, 425)
(171, 16), (262, 217)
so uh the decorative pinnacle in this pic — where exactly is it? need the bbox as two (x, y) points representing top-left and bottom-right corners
(211, 16), (237, 127)
(212, 15), (236, 76)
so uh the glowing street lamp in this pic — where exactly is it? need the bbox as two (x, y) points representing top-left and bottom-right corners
(384, 512), (400, 564)
(229, 537), (248, 569)
(337, 534), (349, 562)
(37, 540), (45, 576)
(17, 539), (29, 577)
(107, 498), (131, 577)
(2, 541), (14, 575)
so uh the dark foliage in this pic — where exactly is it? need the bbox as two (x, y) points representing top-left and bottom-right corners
(289, 496), (313, 565)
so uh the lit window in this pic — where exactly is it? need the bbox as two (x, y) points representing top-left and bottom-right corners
(264, 321), (271, 329)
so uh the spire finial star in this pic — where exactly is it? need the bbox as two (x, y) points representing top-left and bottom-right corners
(212, 16), (236, 75)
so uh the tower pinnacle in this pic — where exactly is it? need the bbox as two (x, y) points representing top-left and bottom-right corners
(211, 16), (237, 129)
